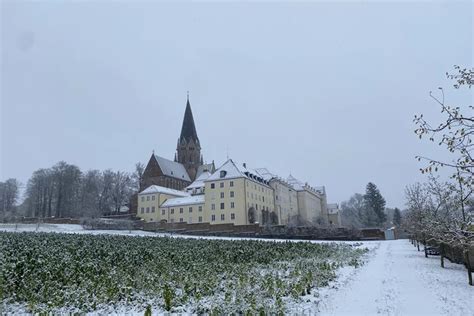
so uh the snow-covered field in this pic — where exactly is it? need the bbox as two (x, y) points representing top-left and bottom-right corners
(1, 224), (472, 315)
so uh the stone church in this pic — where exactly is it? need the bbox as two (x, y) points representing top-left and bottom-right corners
(140, 96), (215, 191)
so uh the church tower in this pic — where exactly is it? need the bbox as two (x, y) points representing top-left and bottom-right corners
(176, 93), (202, 181)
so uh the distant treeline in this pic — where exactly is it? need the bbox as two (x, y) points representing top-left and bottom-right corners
(1, 161), (144, 221)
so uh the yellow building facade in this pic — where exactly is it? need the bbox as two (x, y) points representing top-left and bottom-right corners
(137, 185), (190, 222)
(204, 160), (275, 226)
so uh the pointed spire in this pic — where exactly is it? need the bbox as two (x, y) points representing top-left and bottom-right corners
(179, 92), (199, 143)
(174, 153), (177, 162)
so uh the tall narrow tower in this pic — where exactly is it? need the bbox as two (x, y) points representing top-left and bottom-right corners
(176, 93), (202, 181)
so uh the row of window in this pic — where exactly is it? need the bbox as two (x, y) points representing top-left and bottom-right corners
(140, 206), (156, 213)
(141, 195), (156, 202)
(165, 214), (236, 223)
(247, 192), (265, 202)
(166, 205), (203, 214)
(211, 213), (235, 221)
(211, 202), (235, 210)
(210, 181), (234, 189)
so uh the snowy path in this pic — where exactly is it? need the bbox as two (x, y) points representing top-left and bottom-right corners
(319, 240), (473, 316)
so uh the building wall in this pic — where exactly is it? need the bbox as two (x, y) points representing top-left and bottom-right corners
(328, 212), (341, 226)
(203, 177), (275, 226)
(269, 180), (297, 225)
(244, 179), (275, 225)
(160, 202), (205, 224)
(137, 192), (183, 222)
(297, 190), (324, 224)
(204, 178), (246, 225)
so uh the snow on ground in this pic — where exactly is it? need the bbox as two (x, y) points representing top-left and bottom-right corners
(316, 240), (473, 316)
(1, 224), (472, 315)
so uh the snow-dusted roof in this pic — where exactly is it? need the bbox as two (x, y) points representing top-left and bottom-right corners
(287, 175), (305, 191)
(287, 175), (325, 196)
(139, 185), (190, 197)
(254, 168), (274, 181)
(154, 155), (191, 182)
(161, 195), (205, 207)
(196, 163), (215, 178)
(186, 171), (211, 190)
(206, 159), (270, 187)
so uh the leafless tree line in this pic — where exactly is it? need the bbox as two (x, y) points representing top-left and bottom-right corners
(23, 161), (144, 219)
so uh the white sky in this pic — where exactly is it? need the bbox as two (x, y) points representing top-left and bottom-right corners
(1, 1), (473, 208)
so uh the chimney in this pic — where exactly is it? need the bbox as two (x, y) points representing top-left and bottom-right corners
(243, 163), (247, 168)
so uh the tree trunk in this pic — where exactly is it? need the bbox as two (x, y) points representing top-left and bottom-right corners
(417, 240), (420, 251)
(424, 240), (428, 258)
(440, 243), (445, 268)
(465, 250), (473, 286)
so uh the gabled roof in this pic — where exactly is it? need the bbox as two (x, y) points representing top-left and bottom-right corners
(139, 185), (190, 197)
(154, 155), (191, 182)
(206, 159), (270, 187)
(161, 195), (205, 207)
(179, 97), (199, 143)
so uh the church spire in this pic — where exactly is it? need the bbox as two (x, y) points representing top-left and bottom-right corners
(179, 92), (199, 143)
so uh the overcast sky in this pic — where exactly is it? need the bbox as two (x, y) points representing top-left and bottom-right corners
(1, 1), (472, 208)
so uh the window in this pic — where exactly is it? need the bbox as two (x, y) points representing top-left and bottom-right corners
(231, 202), (235, 209)
(211, 204), (215, 210)
(220, 192), (224, 199)
(211, 215), (216, 221)
(141, 197), (145, 202)
(162, 209), (165, 215)
(151, 206), (155, 213)
(230, 181), (234, 187)
(199, 216), (203, 223)
(220, 203), (225, 210)
(198, 206), (202, 212)
(263, 196), (265, 202)
(170, 218), (175, 223)
(171, 208), (175, 214)
(146, 207), (150, 213)
(141, 207), (144, 214)
(147, 196), (150, 201)
(189, 217), (193, 224)
(220, 182), (224, 188)
(251, 193), (254, 199)
(152, 195), (155, 201)
(180, 208), (183, 214)
(189, 207), (193, 213)
(230, 191), (234, 198)
(220, 170), (227, 178)
(180, 218), (183, 222)
(211, 183), (215, 189)
(221, 214), (225, 221)
(231, 213), (235, 220)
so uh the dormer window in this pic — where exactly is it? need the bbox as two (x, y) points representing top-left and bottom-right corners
(220, 170), (227, 178)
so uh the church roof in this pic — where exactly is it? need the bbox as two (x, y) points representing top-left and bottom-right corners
(179, 97), (199, 143)
(154, 155), (191, 182)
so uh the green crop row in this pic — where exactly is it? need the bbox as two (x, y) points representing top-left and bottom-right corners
(0, 232), (367, 314)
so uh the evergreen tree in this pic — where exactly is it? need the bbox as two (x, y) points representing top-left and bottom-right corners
(364, 182), (387, 227)
(393, 207), (402, 226)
